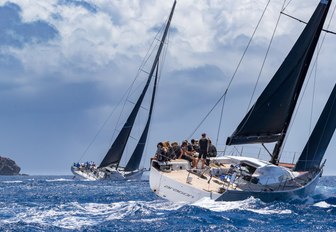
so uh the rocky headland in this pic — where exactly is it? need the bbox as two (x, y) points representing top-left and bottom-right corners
(0, 156), (21, 175)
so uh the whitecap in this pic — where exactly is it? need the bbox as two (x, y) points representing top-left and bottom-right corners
(145, 200), (184, 211)
(248, 208), (292, 215)
(53, 216), (97, 229)
(192, 197), (292, 215)
(2, 180), (23, 184)
(192, 197), (258, 211)
(45, 178), (74, 182)
(313, 201), (335, 208)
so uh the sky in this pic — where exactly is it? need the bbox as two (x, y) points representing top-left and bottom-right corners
(0, 0), (335, 175)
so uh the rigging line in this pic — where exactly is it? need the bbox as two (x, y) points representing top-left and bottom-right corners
(188, 92), (226, 140)
(222, 0), (272, 136)
(189, 0), (271, 139)
(280, 12), (336, 35)
(282, 0), (293, 12)
(303, 58), (318, 171)
(246, 0), (287, 110)
(138, 22), (166, 73)
(262, 143), (272, 158)
(225, 0), (271, 92)
(128, 19), (169, 101)
(215, 92), (226, 147)
(309, 57), (318, 140)
(126, 20), (166, 102)
(78, 81), (135, 162)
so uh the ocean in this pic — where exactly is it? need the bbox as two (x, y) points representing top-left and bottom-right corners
(0, 175), (335, 231)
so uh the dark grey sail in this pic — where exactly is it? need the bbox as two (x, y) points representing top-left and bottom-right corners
(99, 0), (176, 169)
(124, 64), (159, 171)
(226, 0), (331, 152)
(294, 84), (336, 171)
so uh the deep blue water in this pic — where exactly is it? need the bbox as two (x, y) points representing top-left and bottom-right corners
(0, 175), (335, 231)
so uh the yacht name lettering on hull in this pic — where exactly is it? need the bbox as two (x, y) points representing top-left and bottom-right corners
(163, 185), (195, 198)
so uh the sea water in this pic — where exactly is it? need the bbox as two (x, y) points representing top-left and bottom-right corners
(0, 175), (335, 231)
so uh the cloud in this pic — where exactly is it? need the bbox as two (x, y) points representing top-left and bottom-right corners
(0, 2), (58, 48)
(58, 0), (97, 13)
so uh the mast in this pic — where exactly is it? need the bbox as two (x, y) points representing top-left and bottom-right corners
(99, 0), (176, 169)
(226, 0), (332, 165)
(124, 63), (159, 171)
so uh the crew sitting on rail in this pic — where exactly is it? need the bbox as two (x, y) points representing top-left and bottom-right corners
(191, 139), (200, 154)
(163, 141), (176, 160)
(170, 142), (181, 159)
(155, 142), (170, 162)
(179, 141), (196, 168)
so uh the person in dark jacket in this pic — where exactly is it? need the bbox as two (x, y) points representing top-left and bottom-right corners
(197, 133), (209, 169)
(179, 141), (196, 168)
(208, 140), (217, 157)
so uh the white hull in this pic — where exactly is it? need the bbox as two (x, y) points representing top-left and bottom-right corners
(150, 161), (221, 202)
(149, 157), (321, 203)
(71, 166), (148, 181)
(71, 166), (104, 180)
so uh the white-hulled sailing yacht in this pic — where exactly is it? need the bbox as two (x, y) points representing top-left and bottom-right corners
(72, 1), (177, 181)
(149, 0), (336, 202)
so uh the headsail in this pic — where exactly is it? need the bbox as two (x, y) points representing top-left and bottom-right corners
(99, 0), (176, 169)
(226, 0), (332, 163)
(294, 84), (336, 171)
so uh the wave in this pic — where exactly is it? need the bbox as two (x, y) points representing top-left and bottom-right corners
(45, 178), (75, 182)
(192, 197), (292, 215)
(0, 200), (184, 230)
(313, 201), (336, 208)
(1, 180), (23, 184)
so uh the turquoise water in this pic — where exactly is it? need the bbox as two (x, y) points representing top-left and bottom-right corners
(0, 175), (335, 231)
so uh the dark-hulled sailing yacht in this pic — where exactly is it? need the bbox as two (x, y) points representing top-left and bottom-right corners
(149, 0), (336, 202)
(71, 1), (176, 181)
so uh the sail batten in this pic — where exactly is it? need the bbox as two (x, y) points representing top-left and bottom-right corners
(98, 1), (176, 169)
(226, 0), (332, 153)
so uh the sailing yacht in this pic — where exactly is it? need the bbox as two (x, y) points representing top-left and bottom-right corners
(71, 1), (176, 181)
(149, 0), (336, 202)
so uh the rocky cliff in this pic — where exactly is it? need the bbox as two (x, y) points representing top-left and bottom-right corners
(0, 156), (21, 175)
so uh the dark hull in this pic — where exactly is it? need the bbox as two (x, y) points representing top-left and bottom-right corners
(216, 170), (321, 202)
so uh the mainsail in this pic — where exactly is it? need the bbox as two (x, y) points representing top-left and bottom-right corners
(124, 64), (159, 171)
(226, 0), (332, 163)
(294, 84), (336, 171)
(99, 0), (176, 169)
